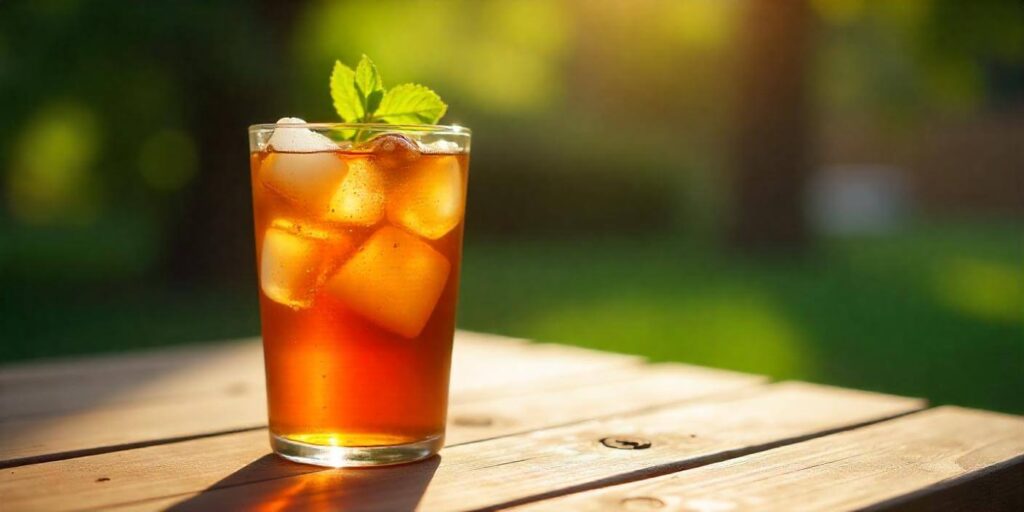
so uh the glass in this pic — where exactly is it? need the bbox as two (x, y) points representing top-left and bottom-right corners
(247, 123), (471, 467)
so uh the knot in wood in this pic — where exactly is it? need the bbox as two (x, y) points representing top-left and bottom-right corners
(619, 496), (665, 510)
(600, 436), (652, 450)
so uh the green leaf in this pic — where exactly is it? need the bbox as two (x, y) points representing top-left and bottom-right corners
(354, 55), (384, 119)
(365, 89), (384, 114)
(329, 56), (448, 129)
(329, 60), (362, 122)
(372, 83), (448, 124)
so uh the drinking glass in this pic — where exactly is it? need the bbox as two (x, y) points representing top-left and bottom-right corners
(247, 123), (470, 466)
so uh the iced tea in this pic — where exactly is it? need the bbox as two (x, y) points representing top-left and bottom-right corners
(248, 123), (470, 466)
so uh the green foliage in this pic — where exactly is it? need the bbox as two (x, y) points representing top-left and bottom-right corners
(329, 60), (362, 122)
(354, 54), (384, 114)
(456, 222), (1024, 414)
(329, 54), (447, 127)
(375, 84), (448, 125)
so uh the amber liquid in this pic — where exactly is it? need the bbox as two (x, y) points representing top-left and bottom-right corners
(250, 144), (468, 448)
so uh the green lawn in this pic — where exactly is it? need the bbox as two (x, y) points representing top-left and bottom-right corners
(457, 222), (1023, 413)
(2, 221), (1021, 413)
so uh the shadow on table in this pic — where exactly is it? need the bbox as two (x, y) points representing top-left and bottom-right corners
(166, 454), (440, 511)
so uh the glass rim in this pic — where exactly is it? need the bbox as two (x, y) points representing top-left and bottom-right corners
(248, 122), (471, 136)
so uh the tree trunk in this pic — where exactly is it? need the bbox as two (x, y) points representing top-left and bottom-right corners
(730, 0), (816, 253)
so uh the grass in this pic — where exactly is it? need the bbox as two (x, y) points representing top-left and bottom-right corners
(2, 221), (1021, 413)
(456, 221), (1023, 413)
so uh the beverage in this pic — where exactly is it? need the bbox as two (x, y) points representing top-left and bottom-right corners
(248, 122), (470, 466)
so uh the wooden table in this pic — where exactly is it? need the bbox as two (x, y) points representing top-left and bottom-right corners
(2, 331), (1022, 511)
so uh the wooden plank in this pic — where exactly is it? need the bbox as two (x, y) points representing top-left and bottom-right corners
(0, 382), (923, 511)
(0, 340), (259, 384)
(880, 459), (1024, 512)
(0, 331), (637, 419)
(0, 332), (646, 466)
(446, 363), (763, 445)
(0, 362), (756, 468)
(0, 340), (265, 420)
(448, 336), (646, 403)
(1, 359), (759, 497)
(515, 406), (1024, 512)
(0, 394), (265, 468)
(0, 331), (520, 385)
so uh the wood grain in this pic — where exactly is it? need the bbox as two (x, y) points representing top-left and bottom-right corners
(0, 331), (547, 419)
(0, 362), (753, 468)
(514, 406), (1024, 512)
(0, 364), (762, 505)
(0, 340), (265, 420)
(0, 382), (923, 511)
(445, 363), (763, 445)
(448, 335), (645, 403)
(0, 393), (266, 468)
(0, 331), (644, 466)
(0, 332), (638, 419)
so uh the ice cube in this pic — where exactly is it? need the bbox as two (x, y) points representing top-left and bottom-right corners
(267, 117), (337, 153)
(259, 118), (346, 208)
(387, 155), (465, 239)
(259, 151), (347, 210)
(260, 219), (354, 309)
(417, 139), (461, 154)
(326, 226), (451, 338)
(325, 158), (385, 226)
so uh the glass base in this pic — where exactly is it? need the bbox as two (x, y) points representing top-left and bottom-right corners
(271, 433), (443, 467)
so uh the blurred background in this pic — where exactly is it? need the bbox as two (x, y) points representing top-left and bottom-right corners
(1, 0), (1021, 412)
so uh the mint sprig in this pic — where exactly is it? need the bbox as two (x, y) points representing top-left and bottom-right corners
(353, 55), (384, 116)
(330, 55), (447, 132)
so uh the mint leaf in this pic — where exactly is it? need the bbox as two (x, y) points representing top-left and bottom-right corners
(373, 83), (448, 124)
(354, 55), (384, 119)
(357, 55), (384, 122)
(330, 56), (448, 128)
(365, 89), (384, 115)
(330, 60), (362, 122)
